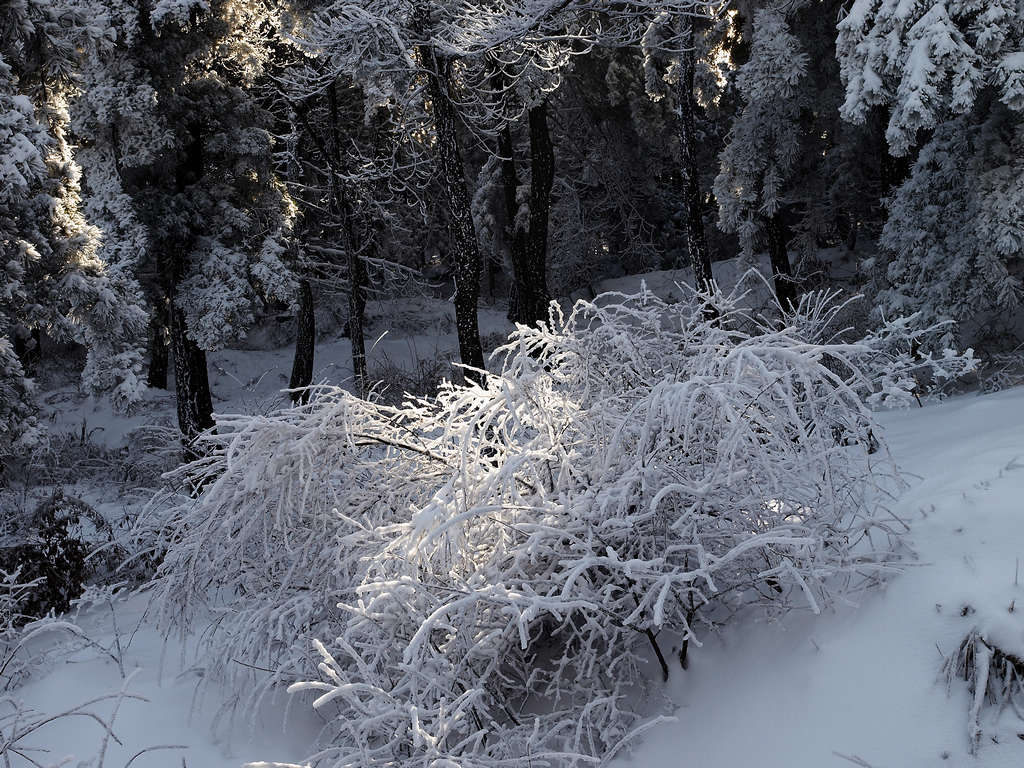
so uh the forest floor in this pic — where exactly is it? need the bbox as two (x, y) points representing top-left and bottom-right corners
(13, 258), (1024, 767)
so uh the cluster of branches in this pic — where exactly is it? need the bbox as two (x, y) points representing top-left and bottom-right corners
(142, 286), (974, 766)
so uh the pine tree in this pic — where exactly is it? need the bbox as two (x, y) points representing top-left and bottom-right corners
(714, 7), (808, 309)
(75, 0), (298, 449)
(837, 0), (1023, 157)
(1, 0), (148, 455)
(880, 108), (1024, 345)
(837, 0), (1024, 346)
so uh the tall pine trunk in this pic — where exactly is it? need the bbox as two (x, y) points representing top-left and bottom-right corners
(498, 123), (527, 322)
(677, 27), (715, 299)
(765, 214), (797, 310)
(327, 82), (369, 398)
(292, 85), (370, 399)
(289, 278), (316, 404)
(501, 103), (554, 328)
(146, 298), (169, 389)
(420, 42), (485, 384)
(345, 230), (368, 397)
(169, 298), (214, 462)
(517, 102), (554, 326)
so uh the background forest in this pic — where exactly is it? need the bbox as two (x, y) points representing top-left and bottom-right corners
(1, 0), (1024, 766)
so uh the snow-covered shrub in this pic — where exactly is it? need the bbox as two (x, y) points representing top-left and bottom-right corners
(147, 286), (972, 766)
(140, 389), (434, 721)
(0, 491), (114, 620)
(944, 622), (1024, 754)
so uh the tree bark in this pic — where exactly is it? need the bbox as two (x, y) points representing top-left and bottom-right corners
(518, 102), (554, 327)
(420, 42), (486, 385)
(326, 82), (369, 399)
(146, 299), (169, 389)
(497, 123), (527, 322)
(169, 298), (214, 462)
(765, 214), (797, 310)
(289, 278), (316, 404)
(677, 26), (715, 304)
(500, 103), (554, 328)
(345, 231), (368, 397)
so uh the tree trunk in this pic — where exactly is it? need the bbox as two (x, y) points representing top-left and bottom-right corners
(677, 27), (715, 303)
(501, 103), (554, 328)
(346, 236), (368, 397)
(169, 299), (214, 462)
(516, 101), (554, 327)
(322, 82), (370, 399)
(765, 214), (797, 310)
(146, 299), (169, 389)
(289, 279), (315, 404)
(845, 212), (858, 252)
(420, 43), (486, 385)
(497, 123), (527, 323)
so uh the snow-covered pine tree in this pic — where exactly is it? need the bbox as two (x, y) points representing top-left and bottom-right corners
(265, 33), (425, 401)
(714, 7), (808, 309)
(1, 0), (148, 455)
(486, 67), (556, 329)
(299, 0), (493, 383)
(837, 0), (1024, 347)
(837, 0), (1023, 157)
(880, 108), (1024, 346)
(641, 11), (721, 296)
(0, 51), (49, 455)
(75, 0), (298, 449)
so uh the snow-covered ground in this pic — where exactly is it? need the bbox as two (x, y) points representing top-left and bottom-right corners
(13, 596), (321, 767)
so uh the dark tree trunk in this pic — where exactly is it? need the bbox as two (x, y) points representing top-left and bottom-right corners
(515, 101), (554, 327)
(765, 214), (797, 310)
(501, 103), (554, 328)
(420, 42), (486, 385)
(146, 299), (169, 389)
(497, 123), (527, 323)
(289, 279), (316, 404)
(845, 212), (858, 252)
(324, 82), (370, 399)
(345, 234), (368, 397)
(677, 27), (715, 303)
(169, 299), (214, 462)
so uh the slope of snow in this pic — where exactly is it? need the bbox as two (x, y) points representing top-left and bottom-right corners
(615, 388), (1024, 768)
(12, 594), (319, 767)
(585, 253), (776, 307)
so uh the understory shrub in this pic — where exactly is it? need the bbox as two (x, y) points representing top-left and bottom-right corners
(0, 490), (119, 620)
(943, 628), (1024, 754)
(144, 286), (974, 766)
